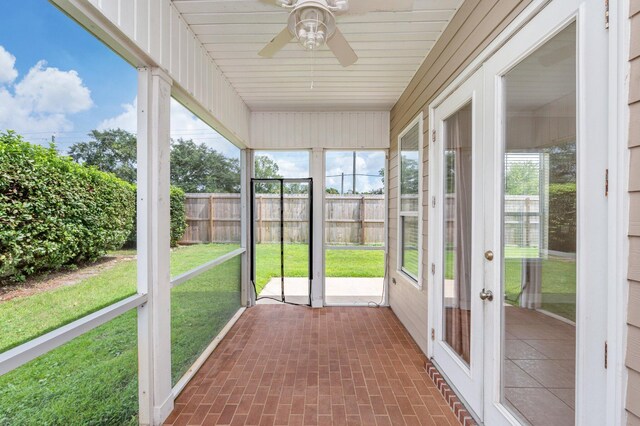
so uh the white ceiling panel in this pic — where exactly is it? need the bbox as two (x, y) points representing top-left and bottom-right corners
(171, 0), (463, 111)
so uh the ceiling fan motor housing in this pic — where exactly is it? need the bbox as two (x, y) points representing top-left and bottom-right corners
(287, 0), (337, 50)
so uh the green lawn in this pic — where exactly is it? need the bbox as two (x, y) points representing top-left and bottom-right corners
(254, 244), (385, 292)
(443, 246), (576, 321)
(0, 244), (241, 426)
(504, 255), (576, 321)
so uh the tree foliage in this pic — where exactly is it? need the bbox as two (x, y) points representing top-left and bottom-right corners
(170, 138), (240, 193)
(505, 161), (540, 196)
(0, 131), (136, 282)
(69, 129), (137, 183)
(69, 129), (241, 193)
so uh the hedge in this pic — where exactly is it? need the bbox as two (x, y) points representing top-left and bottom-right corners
(548, 182), (576, 253)
(125, 186), (187, 248)
(0, 132), (136, 282)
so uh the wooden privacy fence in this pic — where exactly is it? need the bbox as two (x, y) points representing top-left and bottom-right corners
(179, 193), (385, 245)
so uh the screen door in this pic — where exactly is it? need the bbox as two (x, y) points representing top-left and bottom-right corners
(250, 178), (313, 306)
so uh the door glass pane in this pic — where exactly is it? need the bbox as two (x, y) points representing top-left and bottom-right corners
(442, 102), (473, 366)
(501, 23), (577, 425)
(282, 181), (311, 305)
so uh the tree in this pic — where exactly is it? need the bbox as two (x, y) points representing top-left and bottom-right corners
(400, 157), (419, 195)
(170, 138), (240, 193)
(69, 129), (137, 183)
(505, 161), (539, 196)
(254, 155), (282, 194)
(69, 130), (241, 193)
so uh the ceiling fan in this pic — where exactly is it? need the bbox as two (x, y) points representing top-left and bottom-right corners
(258, 0), (414, 67)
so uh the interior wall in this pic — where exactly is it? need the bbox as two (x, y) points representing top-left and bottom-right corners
(250, 111), (390, 149)
(388, 0), (533, 353)
(626, 0), (640, 423)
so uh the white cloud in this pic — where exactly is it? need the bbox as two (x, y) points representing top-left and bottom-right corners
(0, 46), (17, 84)
(98, 97), (240, 159)
(325, 151), (384, 193)
(0, 46), (93, 138)
(15, 61), (92, 114)
(97, 99), (136, 132)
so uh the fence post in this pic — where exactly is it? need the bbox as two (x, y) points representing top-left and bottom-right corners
(258, 195), (263, 244)
(361, 196), (366, 245)
(209, 195), (215, 243)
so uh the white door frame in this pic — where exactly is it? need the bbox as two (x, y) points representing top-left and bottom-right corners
(429, 69), (485, 419)
(427, 0), (613, 424)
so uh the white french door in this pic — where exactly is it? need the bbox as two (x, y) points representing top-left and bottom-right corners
(430, 0), (609, 424)
(430, 70), (485, 417)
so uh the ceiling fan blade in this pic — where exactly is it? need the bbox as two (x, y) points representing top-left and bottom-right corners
(327, 28), (358, 67)
(345, 0), (414, 14)
(258, 27), (294, 58)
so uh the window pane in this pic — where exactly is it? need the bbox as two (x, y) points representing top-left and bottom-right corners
(442, 103), (473, 366)
(400, 124), (420, 213)
(171, 255), (242, 385)
(0, 310), (138, 425)
(401, 216), (419, 278)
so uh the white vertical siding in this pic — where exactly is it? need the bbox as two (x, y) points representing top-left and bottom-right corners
(250, 112), (390, 150)
(66, 0), (251, 146)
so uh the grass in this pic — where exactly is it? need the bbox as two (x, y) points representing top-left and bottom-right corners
(254, 244), (385, 292)
(442, 245), (576, 321)
(0, 244), (241, 426)
(504, 254), (576, 321)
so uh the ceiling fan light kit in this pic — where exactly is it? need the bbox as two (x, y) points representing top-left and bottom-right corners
(259, 0), (414, 67)
(288, 5), (336, 51)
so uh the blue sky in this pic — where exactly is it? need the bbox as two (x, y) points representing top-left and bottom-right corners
(0, 1), (385, 189)
(256, 151), (385, 193)
(0, 0), (238, 158)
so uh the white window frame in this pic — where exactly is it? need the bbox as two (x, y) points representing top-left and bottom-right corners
(396, 112), (423, 288)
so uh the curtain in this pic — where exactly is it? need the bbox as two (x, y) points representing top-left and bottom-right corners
(444, 105), (473, 365)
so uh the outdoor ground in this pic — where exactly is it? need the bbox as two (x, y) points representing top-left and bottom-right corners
(0, 243), (384, 425)
(254, 243), (385, 292)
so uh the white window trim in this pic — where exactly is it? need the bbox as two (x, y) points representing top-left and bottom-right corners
(396, 112), (424, 288)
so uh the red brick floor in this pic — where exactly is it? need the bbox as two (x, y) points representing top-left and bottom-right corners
(164, 305), (461, 426)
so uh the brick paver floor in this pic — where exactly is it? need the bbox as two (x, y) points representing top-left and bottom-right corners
(164, 305), (460, 426)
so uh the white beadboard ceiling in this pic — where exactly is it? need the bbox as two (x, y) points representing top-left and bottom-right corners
(171, 0), (463, 111)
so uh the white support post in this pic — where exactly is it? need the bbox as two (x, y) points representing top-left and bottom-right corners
(137, 67), (174, 426)
(241, 149), (253, 307)
(311, 148), (324, 307)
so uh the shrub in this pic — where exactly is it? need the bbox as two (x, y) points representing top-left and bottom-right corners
(0, 132), (136, 282)
(170, 187), (187, 247)
(548, 182), (576, 253)
(125, 186), (187, 248)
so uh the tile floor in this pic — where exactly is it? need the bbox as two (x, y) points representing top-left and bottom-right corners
(504, 306), (576, 425)
(164, 305), (461, 426)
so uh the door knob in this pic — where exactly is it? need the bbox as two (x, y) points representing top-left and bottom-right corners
(480, 289), (494, 301)
(484, 250), (494, 261)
